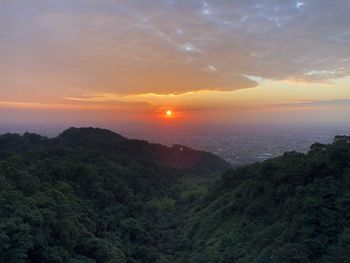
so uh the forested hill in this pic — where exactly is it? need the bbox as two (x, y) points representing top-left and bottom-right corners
(1, 129), (350, 263)
(0, 127), (230, 174)
(181, 135), (350, 262)
(0, 127), (230, 263)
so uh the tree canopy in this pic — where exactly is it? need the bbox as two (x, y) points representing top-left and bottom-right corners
(1, 128), (350, 262)
(0, 127), (229, 262)
(181, 136), (350, 262)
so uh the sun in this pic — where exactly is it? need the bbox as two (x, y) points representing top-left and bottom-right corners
(166, 110), (173, 117)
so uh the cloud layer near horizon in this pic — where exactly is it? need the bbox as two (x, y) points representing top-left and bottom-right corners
(1, 0), (350, 99)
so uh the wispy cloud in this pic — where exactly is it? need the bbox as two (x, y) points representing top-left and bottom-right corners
(271, 99), (350, 109)
(1, 0), (349, 98)
(0, 99), (150, 111)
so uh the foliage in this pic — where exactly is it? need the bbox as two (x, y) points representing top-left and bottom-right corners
(2, 127), (350, 262)
(181, 136), (350, 263)
(147, 198), (176, 211)
(0, 127), (229, 262)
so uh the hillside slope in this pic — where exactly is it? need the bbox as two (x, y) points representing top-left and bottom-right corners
(180, 136), (350, 263)
(2, 128), (350, 263)
(0, 127), (230, 263)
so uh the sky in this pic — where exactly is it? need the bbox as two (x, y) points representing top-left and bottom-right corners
(1, 0), (350, 131)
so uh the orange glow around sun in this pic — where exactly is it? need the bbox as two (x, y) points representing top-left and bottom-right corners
(166, 110), (173, 117)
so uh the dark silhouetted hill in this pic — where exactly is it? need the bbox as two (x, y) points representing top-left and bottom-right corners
(180, 135), (350, 263)
(1, 128), (350, 263)
(0, 127), (230, 263)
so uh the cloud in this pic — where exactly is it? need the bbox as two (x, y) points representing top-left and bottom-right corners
(64, 93), (150, 106)
(208, 65), (217, 71)
(271, 99), (350, 108)
(0, 99), (150, 110)
(180, 43), (200, 52)
(0, 0), (349, 97)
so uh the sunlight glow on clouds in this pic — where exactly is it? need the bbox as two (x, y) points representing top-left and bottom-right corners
(1, 0), (349, 97)
(0, 0), (350, 125)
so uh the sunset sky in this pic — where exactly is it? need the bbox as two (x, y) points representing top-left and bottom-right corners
(1, 0), (350, 129)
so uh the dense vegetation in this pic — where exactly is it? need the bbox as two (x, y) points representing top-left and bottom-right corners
(0, 127), (229, 263)
(182, 136), (350, 262)
(1, 128), (350, 262)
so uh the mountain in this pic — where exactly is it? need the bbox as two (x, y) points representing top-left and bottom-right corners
(0, 127), (230, 263)
(56, 127), (230, 173)
(180, 135), (350, 262)
(1, 128), (350, 263)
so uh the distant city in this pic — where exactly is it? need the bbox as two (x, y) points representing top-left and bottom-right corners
(129, 127), (350, 166)
(1, 124), (350, 166)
